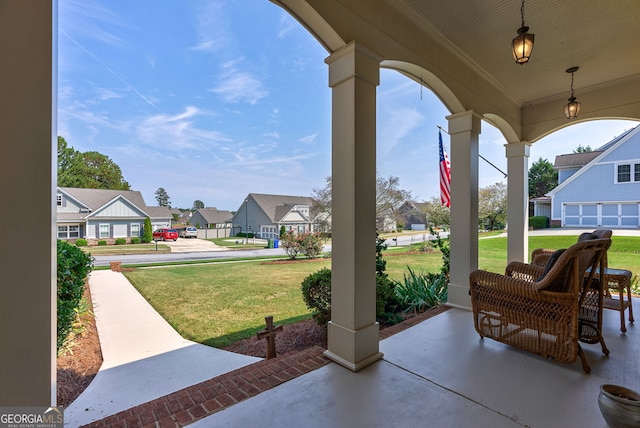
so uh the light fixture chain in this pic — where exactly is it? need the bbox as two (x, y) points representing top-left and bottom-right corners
(521, 0), (526, 28)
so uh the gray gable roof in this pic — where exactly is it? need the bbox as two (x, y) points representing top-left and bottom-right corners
(144, 206), (172, 218)
(59, 187), (148, 211)
(553, 152), (601, 169)
(58, 187), (171, 219)
(249, 193), (313, 222)
(194, 208), (233, 224)
(553, 125), (639, 169)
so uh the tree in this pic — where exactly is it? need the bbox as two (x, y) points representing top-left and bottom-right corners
(421, 197), (450, 229)
(192, 200), (205, 210)
(375, 175), (412, 231)
(57, 136), (130, 190)
(573, 145), (593, 153)
(528, 157), (558, 197)
(312, 174), (412, 231)
(310, 176), (333, 233)
(478, 182), (507, 231)
(142, 217), (153, 243)
(155, 187), (171, 207)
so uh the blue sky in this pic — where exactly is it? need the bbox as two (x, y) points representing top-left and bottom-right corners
(58, 0), (639, 211)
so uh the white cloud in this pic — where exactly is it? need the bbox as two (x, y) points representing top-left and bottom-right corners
(277, 12), (298, 39)
(210, 59), (268, 104)
(377, 107), (423, 157)
(189, 1), (232, 53)
(135, 106), (231, 157)
(264, 131), (281, 139)
(298, 133), (318, 144)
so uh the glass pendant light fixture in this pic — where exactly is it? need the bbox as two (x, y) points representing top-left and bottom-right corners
(512, 0), (534, 64)
(564, 66), (581, 119)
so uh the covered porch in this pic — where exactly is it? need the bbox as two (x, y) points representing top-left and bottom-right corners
(199, 307), (638, 427)
(1, 0), (640, 411)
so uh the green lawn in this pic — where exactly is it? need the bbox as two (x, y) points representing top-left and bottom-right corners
(124, 235), (640, 349)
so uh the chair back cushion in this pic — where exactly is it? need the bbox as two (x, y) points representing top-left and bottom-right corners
(535, 238), (611, 293)
(536, 249), (573, 291)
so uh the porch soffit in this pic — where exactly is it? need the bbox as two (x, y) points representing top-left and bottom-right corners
(274, 0), (640, 141)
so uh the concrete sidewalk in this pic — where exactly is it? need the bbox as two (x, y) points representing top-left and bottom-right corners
(64, 270), (260, 427)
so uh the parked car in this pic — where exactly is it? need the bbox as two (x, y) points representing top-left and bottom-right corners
(153, 228), (178, 241)
(179, 226), (198, 239)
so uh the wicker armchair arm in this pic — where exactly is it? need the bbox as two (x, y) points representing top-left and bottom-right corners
(505, 261), (544, 282)
(469, 269), (544, 298)
(531, 248), (555, 267)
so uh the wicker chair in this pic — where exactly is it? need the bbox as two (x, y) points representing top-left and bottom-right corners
(531, 229), (613, 268)
(469, 237), (612, 373)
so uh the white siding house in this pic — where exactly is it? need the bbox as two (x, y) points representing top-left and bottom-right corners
(56, 187), (172, 242)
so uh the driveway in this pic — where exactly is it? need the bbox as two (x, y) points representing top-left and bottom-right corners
(160, 238), (227, 253)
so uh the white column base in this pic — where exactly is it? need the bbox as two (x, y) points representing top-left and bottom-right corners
(324, 321), (383, 371)
(447, 282), (472, 309)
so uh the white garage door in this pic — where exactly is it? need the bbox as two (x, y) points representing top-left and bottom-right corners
(563, 203), (640, 227)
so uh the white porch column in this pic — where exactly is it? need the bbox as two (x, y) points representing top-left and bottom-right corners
(0, 1), (56, 405)
(505, 142), (531, 263)
(446, 111), (481, 309)
(324, 41), (383, 371)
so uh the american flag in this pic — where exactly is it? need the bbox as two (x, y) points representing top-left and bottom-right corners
(439, 131), (451, 208)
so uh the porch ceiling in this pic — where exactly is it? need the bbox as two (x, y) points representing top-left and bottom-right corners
(399, 0), (640, 106)
(276, 0), (640, 140)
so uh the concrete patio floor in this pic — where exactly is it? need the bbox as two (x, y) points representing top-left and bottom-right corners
(194, 305), (638, 428)
(76, 268), (638, 427)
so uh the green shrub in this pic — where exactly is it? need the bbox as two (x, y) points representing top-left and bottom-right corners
(301, 235), (404, 326)
(57, 240), (93, 353)
(280, 225), (286, 238)
(394, 266), (448, 315)
(376, 275), (403, 325)
(529, 216), (549, 229)
(115, 238), (126, 245)
(301, 267), (403, 326)
(142, 217), (153, 243)
(130, 237), (141, 244)
(97, 240), (107, 246)
(429, 227), (450, 279)
(281, 231), (302, 259)
(301, 268), (332, 325)
(75, 238), (88, 247)
(631, 274), (640, 295)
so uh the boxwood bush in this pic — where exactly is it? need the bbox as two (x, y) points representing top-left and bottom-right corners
(529, 216), (549, 229)
(130, 237), (141, 244)
(97, 240), (107, 246)
(75, 238), (88, 247)
(115, 238), (126, 245)
(57, 239), (93, 353)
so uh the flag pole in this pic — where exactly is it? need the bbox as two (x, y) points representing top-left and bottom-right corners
(436, 125), (507, 178)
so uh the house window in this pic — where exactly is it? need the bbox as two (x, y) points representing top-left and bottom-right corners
(131, 223), (140, 237)
(99, 224), (110, 238)
(57, 225), (79, 239)
(617, 163), (640, 183)
(618, 164), (631, 182)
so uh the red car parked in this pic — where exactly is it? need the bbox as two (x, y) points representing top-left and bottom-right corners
(152, 228), (178, 241)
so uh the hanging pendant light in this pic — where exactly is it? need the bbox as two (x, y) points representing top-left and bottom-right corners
(564, 66), (581, 119)
(512, 0), (534, 64)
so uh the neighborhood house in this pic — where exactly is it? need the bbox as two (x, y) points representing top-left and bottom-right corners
(232, 193), (329, 239)
(56, 187), (172, 242)
(533, 125), (640, 227)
